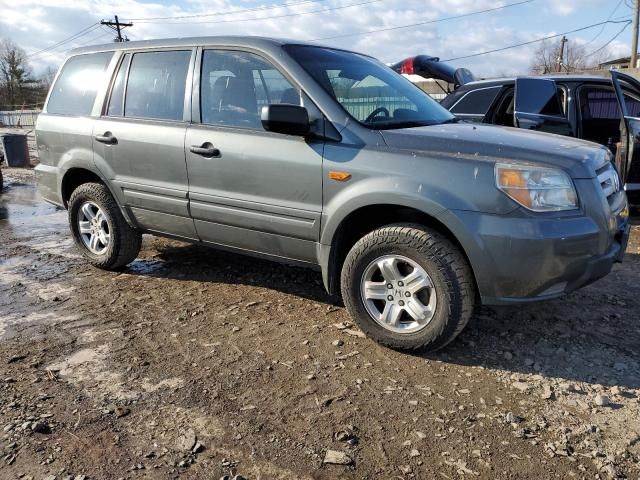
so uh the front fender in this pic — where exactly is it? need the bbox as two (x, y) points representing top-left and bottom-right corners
(318, 176), (495, 296)
(320, 176), (449, 246)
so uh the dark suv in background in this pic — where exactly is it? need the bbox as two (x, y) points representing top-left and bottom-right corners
(394, 56), (640, 203)
(35, 37), (630, 352)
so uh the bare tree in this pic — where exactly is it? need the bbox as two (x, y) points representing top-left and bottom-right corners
(39, 66), (57, 93)
(0, 39), (42, 108)
(529, 38), (609, 74)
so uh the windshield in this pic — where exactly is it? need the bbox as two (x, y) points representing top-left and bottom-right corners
(285, 45), (456, 129)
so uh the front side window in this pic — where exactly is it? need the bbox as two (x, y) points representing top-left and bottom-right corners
(47, 52), (114, 116)
(450, 87), (500, 115)
(515, 78), (564, 117)
(284, 45), (455, 129)
(124, 50), (191, 121)
(200, 50), (300, 129)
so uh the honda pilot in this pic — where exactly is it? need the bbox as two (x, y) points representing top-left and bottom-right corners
(35, 37), (630, 351)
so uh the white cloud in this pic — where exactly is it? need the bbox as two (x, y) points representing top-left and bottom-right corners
(0, 0), (625, 78)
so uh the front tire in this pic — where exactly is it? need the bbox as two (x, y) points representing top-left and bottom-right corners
(68, 182), (141, 270)
(340, 224), (475, 352)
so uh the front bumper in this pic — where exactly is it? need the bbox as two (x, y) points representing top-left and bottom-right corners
(442, 190), (630, 306)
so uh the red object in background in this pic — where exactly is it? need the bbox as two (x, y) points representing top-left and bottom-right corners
(400, 57), (415, 75)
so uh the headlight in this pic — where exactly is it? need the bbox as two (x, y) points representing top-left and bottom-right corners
(495, 163), (578, 212)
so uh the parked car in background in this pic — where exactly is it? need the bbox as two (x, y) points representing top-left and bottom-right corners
(36, 37), (629, 352)
(393, 56), (640, 204)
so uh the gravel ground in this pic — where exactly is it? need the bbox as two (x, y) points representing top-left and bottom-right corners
(0, 167), (639, 480)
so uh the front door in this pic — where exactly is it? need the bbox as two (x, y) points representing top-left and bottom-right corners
(93, 49), (197, 239)
(611, 70), (640, 190)
(184, 49), (323, 263)
(514, 77), (573, 136)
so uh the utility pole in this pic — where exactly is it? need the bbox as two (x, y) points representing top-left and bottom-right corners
(631, 0), (639, 69)
(100, 15), (133, 42)
(556, 36), (567, 72)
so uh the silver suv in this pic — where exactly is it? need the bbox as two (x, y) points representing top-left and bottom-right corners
(35, 37), (630, 351)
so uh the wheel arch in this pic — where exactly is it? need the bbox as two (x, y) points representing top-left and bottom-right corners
(320, 203), (480, 299)
(60, 167), (137, 228)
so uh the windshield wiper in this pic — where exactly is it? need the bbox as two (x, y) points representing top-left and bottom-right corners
(369, 120), (432, 130)
(439, 117), (461, 124)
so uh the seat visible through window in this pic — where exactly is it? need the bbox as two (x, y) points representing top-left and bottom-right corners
(123, 50), (191, 121)
(201, 50), (300, 129)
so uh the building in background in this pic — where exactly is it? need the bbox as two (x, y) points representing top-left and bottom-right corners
(599, 55), (640, 70)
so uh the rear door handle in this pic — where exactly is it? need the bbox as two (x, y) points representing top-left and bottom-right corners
(189, 143), (220, 157)
(95, 132), (117, 145)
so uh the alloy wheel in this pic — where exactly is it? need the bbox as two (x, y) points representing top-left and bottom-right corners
(77, 201), (111, 255)
(360, 254), (437, 334)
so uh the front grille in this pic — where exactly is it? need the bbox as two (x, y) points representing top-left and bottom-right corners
(596, 163), (620, 206)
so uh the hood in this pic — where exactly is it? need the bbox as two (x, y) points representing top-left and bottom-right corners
(391, 55), (475, 89)
(380, 123), (611, 178)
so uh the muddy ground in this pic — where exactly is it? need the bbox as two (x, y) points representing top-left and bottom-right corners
(0, 166), (639, 480)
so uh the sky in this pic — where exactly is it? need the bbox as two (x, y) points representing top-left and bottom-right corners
(0, 0), (634, 78)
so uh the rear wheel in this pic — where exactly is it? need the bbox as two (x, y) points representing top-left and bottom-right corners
(341, 223), (475, 352)
(68, 182), (141, 269)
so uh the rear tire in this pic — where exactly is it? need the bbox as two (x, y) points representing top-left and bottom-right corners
(68, 182), (141, 270)
(341, 223), (475, 352)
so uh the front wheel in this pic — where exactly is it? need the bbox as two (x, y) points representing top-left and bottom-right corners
(340, 224), (475, 352)
(68, 182), (141, 270)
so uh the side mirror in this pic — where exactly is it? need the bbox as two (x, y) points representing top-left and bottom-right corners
(261, 104), (310, 136)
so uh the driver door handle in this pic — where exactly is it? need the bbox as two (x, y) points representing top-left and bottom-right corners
(94, 132), (117, 145)
(190, 143), (220, 157)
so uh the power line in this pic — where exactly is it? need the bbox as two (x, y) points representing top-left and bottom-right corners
(76, 29), (115, 47)
(583, 0), (623, 47)
(134, 0), (385, 25)
(441, 19), (632, 62)
(126, 0), (327, 22)
(311, 0), (535, 41)
(586, 19), (631, 57)
(26, 23), (100, 58)
(101, 16), (133, 42)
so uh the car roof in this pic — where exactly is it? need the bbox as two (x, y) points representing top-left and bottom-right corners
(68, 35), (348, 56)
(459, 74), (611, 90)
(456, 74), (611, 91)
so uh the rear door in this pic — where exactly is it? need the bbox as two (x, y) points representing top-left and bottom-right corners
(514, 78), (573, 136)
(611, 70), (640, 189)
(184, 48), (323, 263)
(93, 48), (197, 239)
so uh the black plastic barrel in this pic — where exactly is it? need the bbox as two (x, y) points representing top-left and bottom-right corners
(1, 134), (29, 168)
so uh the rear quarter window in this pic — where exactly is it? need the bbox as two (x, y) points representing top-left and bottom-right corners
(46, 52), (114, 116)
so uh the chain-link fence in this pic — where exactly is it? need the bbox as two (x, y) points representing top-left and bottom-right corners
(0, 110), (41, 128)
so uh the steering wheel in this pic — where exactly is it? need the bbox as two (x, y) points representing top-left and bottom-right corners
(365, 107), (390, 123)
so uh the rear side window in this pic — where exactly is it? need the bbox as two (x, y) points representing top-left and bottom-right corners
(450, 87), (500, 115)
(124, 50), (191, 121)
(582, 88), (640, 119)
(47, 52), (114, 116)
